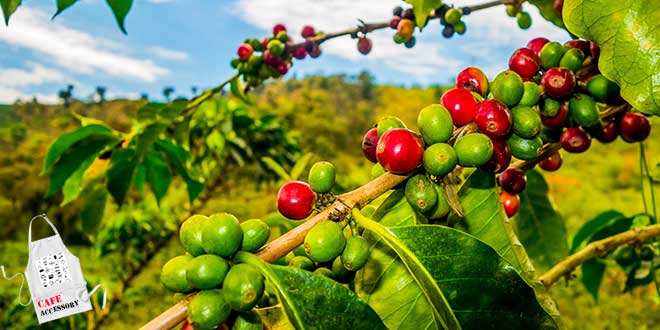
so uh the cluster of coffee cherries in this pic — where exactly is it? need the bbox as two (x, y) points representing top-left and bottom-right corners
(160, 213), (270, 329)
(275, 161), (370, 281)
(436, 4), (469, 38)
(389, 6), (417, 48)
(231, 23), (322, 88)
(505, 3), (532, 29)
(360, 37), (651, 219)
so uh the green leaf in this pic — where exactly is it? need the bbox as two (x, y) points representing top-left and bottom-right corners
(144, 152), (171, 205)
(60, 155), (97, 206)
(155, 139), (204, 203)
(372, 189), (421, 226)
(527, 0), (566, 29)
(581, 259), (606, 302)
(253, 306), (291, 330)
(230, 76), (252, 104)
(623, 260), (660, 292)
(563, 0), (660, 115)
(134, 163), (146, 194)
(105, 0), (132, 34)
(106, 147), (138, 206)
(47, 133), (119, 196)
(136, 123), (166, 156)
(453, 170), (529, 275)
(570, 210), (625, 253)
(234, 252), (385, 330)
(53, 0), (78, 18)
(405, 0), (441, 29)
(289, 152), (313, 181)
(137, 102), (165, 123)
(1, 0), (20, 25)
(353, 210), (461, 330)
(514, 170), (568, 269)
(81, 182), (107, 231)
(261, 156), (291, 181)
(354, 210), (558, 330)
(42, 124), (113, 175)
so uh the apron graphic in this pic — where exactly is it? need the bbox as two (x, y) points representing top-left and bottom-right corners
(1, 214), (106, 324)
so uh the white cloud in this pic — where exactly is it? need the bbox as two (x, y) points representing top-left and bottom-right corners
(0, 7), (168, 82)
(149, 46), (189, 61)
(0, 62), (66, 87)
(232, 0), (570, 83)
(0, 86), (59, 104)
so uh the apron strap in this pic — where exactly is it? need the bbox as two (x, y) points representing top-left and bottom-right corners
(28, 214), (60, 247)
(82, 284), (107, 310)
(0, 265), (31, 306)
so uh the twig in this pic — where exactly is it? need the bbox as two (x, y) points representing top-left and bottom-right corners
(539, 224), (660, 288)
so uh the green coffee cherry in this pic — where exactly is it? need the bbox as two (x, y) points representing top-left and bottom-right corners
(160, 254), (194, 293)
(518, 82), (541, 106)
(230, 58), (241, 69)
(288, 255), (316, 271)
(304, 221), (346, 263)
(186, 254), (229, 289)
(423, 143), (457, 177)
(541, 98), (562, 117)
(539, 42), (567, 69)
(506, 5), (518, 17)
(341, 236), (370, 271)
(445, 8), (462, 25)
(377, 116), (406, 137)
(492, 70), (524, 107)
(507, 134), (543, 160)
(559, 48), (585, 72)
(405, 174), (438, 214)
(454, 21), (466, 35)
(308, 161), (336, 193)
(425, 184), (450, 219)
(180, 215), (207, 257)
(586, 75), (620, 99)
(331, 257), (352, 283)
(267, 39), (285, 57)
(313, 267), (335, 279)
(276, 30), (288, 43)
(569, 93), (599, 127)
(240, 219), (270, 252)
(454, 133), (494, 167)
(202, 213), (243, 257)
(188, 289), (231, 330)
(516, 12), (532, 29)
(417, 104), (454, 145)
(393, 33), (406, 44)
(223, 263), (265, 312)
(511, 105), (542, 139)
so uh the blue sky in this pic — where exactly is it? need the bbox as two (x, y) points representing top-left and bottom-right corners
(0, 0), (569, 103)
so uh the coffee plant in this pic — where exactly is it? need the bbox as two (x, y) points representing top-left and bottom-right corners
(3, 0), (659, 329)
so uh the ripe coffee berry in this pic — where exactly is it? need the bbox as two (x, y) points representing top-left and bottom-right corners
(527, 37), (549, 55)
(441, 88), (479, 126)
(561, 127), (591, 153)
(499, 167), (527, 194)
(276, 62), (289, 75)
(541, 102), (568, 129)
(597, 121), (618, 143)
(538, 152), (562, 171)
(301, 25), (315, 38)
(376, 128), (424, 174)
(474, 99), (512, 138)
(292, 47), (307, 59)
(237, 44), (253, 61)
(480, 139), (512, 173)
(361, 127), (379, 163)
(541, 67), (576, 98)
(509, 48), (540, 78)
(389, 16), (401, 29)
(456, 66), (490, 96)
(309, 47), (322, 58)
(277, 181), (316, 220)
(273, 23), (286, 36)
(357, 37), (372, 55)
(619, 113), (651, 142)
(500, 191), (520, 217)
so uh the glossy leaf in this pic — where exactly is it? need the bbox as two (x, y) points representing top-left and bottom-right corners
(570, 210), (625, 253)
(453, 170), (529, 275)
(134, 162), (146, 194)
(46, 133), (119, 196)
(136, 123), (166, 156)
(105, 0), (132, 33)
(261, 156), (291, 181)
(581, 259), (606, 302)
(53, 0), (78, 18)
(106, 147), (139, 206)
(405, 0), (441, 29)
(1, 0), (20, 25)
(81, 182), (107, 231)
(354, 210), (558, 329)
(235, 252), (385, 330)
(372, 189), (420, 226)
(42, 124), (113, 174)
(563, 0), (660, 115)
(354, 210), (461, 330)
(514, 170), (568, 269)
(528, 0), (566, 29)
(230, 76), (252, 104)
(253, 306), (292, 330)
(60, 155), (98, 206)
(155, 139), (204, 203)
(144, 152), (171, 205)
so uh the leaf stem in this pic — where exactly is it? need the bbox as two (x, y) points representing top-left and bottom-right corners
(640, 143), (650, 215)
(639, 142), (657, 223)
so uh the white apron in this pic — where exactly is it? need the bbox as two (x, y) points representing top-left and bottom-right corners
(1, 214), (106, 324)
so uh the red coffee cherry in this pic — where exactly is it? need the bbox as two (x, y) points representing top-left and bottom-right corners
(597, 120), (618, 143)
(500, 191), (520, 217)
(508, 48), (540, 79)
(526, 37), (549, 55)
(441, 88), (479, 126)
(538, 151), (562, 171)
(277, 181), (316, 220)
(456, 66), (490, 97)
(560, 127), (591, 153)
(474, 99), (512, 138)
(357, 37), (373, 55)
(541, 67), (576, 98)
(619, 113), (651, 143)
(498, 167), (527, 194)
(480, 139), (512, 174)
(376, 128), (424, 174)
(237, 44), (253, 61)
(301, 25), (315, 38)
(361, 127), (379, 163)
